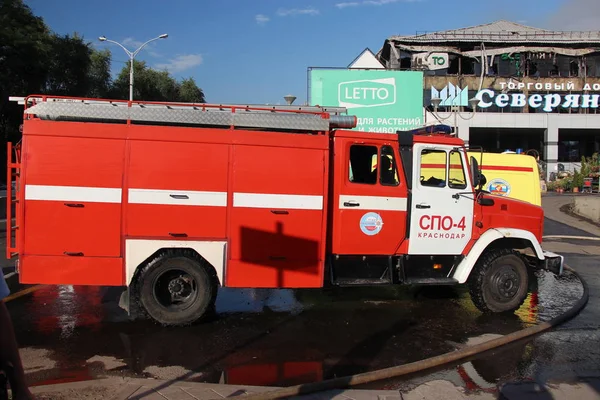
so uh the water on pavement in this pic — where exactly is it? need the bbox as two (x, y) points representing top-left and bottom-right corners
(4, 217), (595, 395)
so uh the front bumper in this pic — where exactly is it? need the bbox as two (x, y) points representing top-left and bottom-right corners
(542, 250), (564, 276)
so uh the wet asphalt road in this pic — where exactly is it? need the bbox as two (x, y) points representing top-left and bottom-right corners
(2, 215), (599, 395)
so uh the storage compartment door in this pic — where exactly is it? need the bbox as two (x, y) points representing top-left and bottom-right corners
(22, 135), (124, 257)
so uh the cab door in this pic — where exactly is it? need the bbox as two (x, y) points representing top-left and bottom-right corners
(407, 144), (474, 255)
(331, 136), (408, 255)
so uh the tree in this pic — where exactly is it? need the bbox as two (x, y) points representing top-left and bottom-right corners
(0, 0), (52, 145)
(0, 0), (207, 186)
(86, 48), (112, 98)
(0, 0), (52, 97)
(44, 32), (92, 96)
(112, 60), (206, 102)
(179, 77), (206, 103)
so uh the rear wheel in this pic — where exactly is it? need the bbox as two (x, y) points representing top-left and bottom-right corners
(135, 250), (218, 326)
(468, 248), (529, 313)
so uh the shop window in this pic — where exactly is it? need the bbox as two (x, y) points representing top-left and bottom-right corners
(420, 149), (446, 188)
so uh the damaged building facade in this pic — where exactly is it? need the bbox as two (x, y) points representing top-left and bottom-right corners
(376, 20), (600, 178)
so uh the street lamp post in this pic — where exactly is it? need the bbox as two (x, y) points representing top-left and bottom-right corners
(429, 97), (480, 135)
(98, 33), (168, 101)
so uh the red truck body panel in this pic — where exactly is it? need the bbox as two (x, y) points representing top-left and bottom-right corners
(15, 105), (334, 288)
(7, 95), (549, 294)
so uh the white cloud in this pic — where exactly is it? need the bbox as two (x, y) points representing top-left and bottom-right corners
(155, 54), (203, 73)
(336, 0), (422, 8)
(276, 7), (320, 16)
(255, 14), (270, 24)
(335, 2), (360, 8)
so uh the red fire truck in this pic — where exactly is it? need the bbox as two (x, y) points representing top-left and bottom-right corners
(6, 95), (563, 326)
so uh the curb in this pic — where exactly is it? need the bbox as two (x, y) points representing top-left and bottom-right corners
(559, 202), (600, 231)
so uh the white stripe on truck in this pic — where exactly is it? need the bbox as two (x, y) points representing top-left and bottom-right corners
(233, 193), (323, 210)
(24, 185), (325, 210)
(338, 195), (408, 211)
(128, 188), (228, 207)
(24, 185), (122, 203)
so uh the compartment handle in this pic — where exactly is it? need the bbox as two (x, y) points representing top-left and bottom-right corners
(64, 203), (84, 208)
(64, 251), (84, 256)
(169, 232), (188, 238)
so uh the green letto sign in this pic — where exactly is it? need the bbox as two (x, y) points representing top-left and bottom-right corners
(309, 69), (424, 132)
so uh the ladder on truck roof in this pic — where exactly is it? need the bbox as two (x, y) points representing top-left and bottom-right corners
(19, 95), (358, 133)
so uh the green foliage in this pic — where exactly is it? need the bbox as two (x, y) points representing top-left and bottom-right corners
(0, 0), (205, 183)
(45, 32), (92, 96)
(0, 0), (52, 143)
(179, 77), (206, 103)
(547, 177), (569, 191)
(111, 60), (205, 102)
(581, 153), (600, 177)
(572, 169), (584, 190)
(87, 48), (112, 98)
(0, 0), (52, 95)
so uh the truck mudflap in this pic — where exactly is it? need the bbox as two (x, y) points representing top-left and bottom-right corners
(541, 250), (564, 276)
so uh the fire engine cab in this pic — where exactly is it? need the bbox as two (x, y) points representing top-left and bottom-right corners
(6, 95), (563, 326)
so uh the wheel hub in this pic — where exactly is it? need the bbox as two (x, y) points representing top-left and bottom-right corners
(168, 278), (186, 296)
(492, 268), (520, 300)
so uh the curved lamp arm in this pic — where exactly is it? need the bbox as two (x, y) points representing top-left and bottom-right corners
(98, 37), (133, 58)
(132, 34), (168, 57)
(98, 34), (168, 59)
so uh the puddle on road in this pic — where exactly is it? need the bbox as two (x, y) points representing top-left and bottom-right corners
(518, 269), (584, 323)
(374, 269), (588, 394)
(215, 288), (304, 314)
(11, 269), (586, 390)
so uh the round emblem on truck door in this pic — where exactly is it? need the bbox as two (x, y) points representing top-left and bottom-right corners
(487, 178), (511, 196)
(360, 212), (384, 235)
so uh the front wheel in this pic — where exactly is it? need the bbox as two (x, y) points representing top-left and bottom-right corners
(468, 248), (529, 313)
(135, 251), (217, 326)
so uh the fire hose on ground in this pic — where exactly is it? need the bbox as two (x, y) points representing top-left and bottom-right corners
(243, 246), (590, 399)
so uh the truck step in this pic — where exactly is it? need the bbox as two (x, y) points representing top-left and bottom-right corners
(404, 278), (458, 286)
(334, 278), (392, 286)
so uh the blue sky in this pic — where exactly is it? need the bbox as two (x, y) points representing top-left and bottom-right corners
(24, 0), (579, 104)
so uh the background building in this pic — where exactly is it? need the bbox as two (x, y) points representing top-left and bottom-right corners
(376, 20), (600, 179)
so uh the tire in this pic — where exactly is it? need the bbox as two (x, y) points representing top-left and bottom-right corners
(468, 248), (529, 314)
(135, 250), (218, 326)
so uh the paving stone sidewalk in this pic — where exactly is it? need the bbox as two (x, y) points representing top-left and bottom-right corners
(27, 376), (600, 400)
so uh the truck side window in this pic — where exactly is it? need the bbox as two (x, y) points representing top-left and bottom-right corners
(380, 145), (399, 186)
(349, 144), (378, 185)
(449, 151), (467, 189)
(420, 149), (446, 188)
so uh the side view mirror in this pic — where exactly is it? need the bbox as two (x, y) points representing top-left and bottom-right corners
(470, 156), (483, 188)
